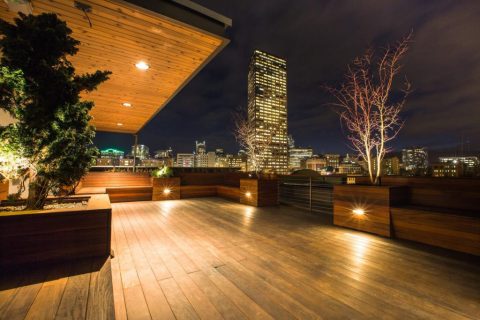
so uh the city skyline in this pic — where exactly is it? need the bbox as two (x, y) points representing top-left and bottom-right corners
(95, 1), (480, 156)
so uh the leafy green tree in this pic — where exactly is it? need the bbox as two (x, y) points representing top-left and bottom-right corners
(0, 13), (110, 209)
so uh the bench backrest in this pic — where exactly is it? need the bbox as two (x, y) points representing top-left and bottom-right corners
(81, 172), (151, 188)
(357, 176), (480, 212)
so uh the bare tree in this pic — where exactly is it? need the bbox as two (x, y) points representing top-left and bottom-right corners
(326, 33), (412, 184)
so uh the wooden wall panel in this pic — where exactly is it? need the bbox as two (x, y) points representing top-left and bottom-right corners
(217, 185), (241, 202)
(0, 194), (111, 269)
(106, 186), (152, 203)
(391, 207), (480, 256)
(240, 179), (279, 207)
(180, 185), (217, 199)
(333, 185), (408, 237)
(0, 180), (8, 201)
(152, 177), (180, 201)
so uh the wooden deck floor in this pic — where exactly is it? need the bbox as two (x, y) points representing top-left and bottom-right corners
(1, 197), (480, 319)
(110, 198), (480, 320)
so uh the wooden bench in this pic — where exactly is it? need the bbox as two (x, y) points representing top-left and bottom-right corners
(76, 172), (153, 203)
(364, 177), (480, 255)
(391, 206), (480, 255)
(106, 186), (153, 203)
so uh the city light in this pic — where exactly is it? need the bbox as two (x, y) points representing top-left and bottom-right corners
(135, 61), (150, 70)
(352, 208), (365, 216)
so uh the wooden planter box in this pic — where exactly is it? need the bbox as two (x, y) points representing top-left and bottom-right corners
(0, 180), (8, 201)
(240, 178), (279, 207)
(333, 184), (407, 237)
(0, 194), (112, 269)
(152, 177), (181, 200)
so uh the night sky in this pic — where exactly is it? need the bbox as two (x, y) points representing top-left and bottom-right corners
(95, 0), (480, 156)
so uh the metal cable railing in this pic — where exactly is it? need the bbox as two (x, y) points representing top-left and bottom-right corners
(279, 175), (344, 214)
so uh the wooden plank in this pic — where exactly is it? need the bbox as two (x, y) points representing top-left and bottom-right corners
(55, 259), (92, 320)
(0, 0), (227, 133)
(24, 264), (70, 320)
(391, 207), (480, 255)
(86, 258), (115, 320)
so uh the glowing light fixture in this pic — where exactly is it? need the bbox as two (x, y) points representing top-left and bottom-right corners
(135, 61), (150, 70)
(245, 191), (252, 198)
(116, 122), (123, 126)
(122, 102), (132, 108)
(353, 208), (365, 216)
(163, 188), (171, 195)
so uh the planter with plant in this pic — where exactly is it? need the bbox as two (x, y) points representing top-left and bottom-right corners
(0, 13), (110, 210)
(326, 34), (412, 236)
(152, 167), (180, 200)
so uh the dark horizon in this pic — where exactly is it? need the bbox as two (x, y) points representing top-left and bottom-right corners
(95, 0), (480, 156)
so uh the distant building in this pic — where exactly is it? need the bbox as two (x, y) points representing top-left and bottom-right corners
(402, 147), (428, 175)
(100, 148), (124, 159)
(289, 147), (313, 172)
(432, 162), (464, 177)
(338, 154), (363, 175)
(141, 159), (165, 167)
(176, 153), (194, 167)
(194, 153), (208, 167)
(154, 148), (173, 159)
(382, 156), (401, 175)
(306, 156), (327, 172)
(195, 140), (206, 155)
(207, 152), (216, 167)
(227, 154), (247, 171)
(98, 148), (124, 166)
(131, 144), (150, 160)
(325, 154), (340, 170)
(374, 157), (400, 176)
(438, 156), (479, 176)
(248, 49), (288, 174)
(215, 148), (225, 157)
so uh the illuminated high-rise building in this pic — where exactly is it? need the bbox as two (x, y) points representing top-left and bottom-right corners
(248, 49), (288, 174)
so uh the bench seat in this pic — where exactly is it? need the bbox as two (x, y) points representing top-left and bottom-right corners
(391, 206), (480, 255)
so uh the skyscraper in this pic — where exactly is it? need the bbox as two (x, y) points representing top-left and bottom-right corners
(248, 49), (288, 174)
(195, 140), (206, 155)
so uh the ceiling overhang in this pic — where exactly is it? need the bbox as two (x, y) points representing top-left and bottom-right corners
(0, 0), (231, 134)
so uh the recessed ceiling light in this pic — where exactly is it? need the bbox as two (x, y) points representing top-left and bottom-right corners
(117, 122), (123, 126)
(122, 102), (132, 108)
(135, 61), (150, 70)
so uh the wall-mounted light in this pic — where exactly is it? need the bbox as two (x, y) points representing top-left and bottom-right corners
(163, 188), (171, 195)
(135, 61), (150, 70)
(116, 122), (123, 126)
(245, 191), (252, 198)
(122, 102), (132, 108)
(352, 208), (365, 216)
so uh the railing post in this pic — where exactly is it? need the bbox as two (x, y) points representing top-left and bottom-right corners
(309, 176), (312, 212)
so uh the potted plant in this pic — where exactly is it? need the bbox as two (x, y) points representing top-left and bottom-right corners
(326, 34), (412, 236)
(151, 166), (181, 200)
(0, 13), (111, 268)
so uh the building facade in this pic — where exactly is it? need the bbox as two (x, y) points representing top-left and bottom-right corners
(402, 147), (429, 175)
(248, 49), (288, 174)
(288, 147), (313, 172)
(438, 156), (479, 176)
(131, 144), (150, 160)
(176, 153), (194, 168)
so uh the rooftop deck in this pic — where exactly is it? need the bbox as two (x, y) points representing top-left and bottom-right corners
(1, 198), (479, 319)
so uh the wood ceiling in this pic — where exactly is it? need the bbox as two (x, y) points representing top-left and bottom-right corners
(0, 0), (228, 134)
